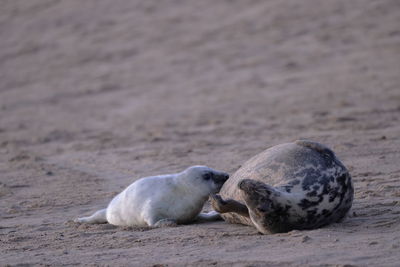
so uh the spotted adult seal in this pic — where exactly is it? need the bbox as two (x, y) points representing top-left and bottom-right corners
(75, 166), (229, 227)
(211, 140), (354, 234)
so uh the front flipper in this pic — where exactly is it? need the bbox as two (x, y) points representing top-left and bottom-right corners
(210, 194), (249, 217)
(196, 211), (222, 221)
(153, 218), (178, 228)
(239, 179), (293, 234)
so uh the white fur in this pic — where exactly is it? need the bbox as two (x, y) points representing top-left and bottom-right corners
(75, 166), (226, 227)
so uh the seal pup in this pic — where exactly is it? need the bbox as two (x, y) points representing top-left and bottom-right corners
(75, 166), (229, 227)
(211, 140), (354, 234)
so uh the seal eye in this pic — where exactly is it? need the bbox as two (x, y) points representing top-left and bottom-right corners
(203, 173), (212, 181)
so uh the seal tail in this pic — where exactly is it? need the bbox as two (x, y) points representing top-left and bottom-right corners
(74, 208), (108, 224)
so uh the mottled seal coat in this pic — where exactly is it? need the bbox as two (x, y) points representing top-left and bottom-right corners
(211, 140), (354, 234)
(75, 166), (229, 227)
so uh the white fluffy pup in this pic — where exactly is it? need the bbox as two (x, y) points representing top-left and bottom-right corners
(75, 166), (229, 227)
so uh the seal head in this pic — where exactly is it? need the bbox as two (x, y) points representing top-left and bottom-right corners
(183, 165), (229, 195)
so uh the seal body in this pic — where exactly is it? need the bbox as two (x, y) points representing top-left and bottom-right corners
(212, 140), (354, 234)
(76, 166), (229, 227)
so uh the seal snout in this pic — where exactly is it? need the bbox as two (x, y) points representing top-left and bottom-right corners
(214, 172), (229, 184)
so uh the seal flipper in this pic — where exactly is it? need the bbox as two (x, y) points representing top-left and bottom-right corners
(210, 194), (249, 217)
(154, 218), (178, 227)
(196, 211), (223, 221)
(295, 140), (335, 159)
(74, 209), (108, 224)
(238, 179), (293, 234)
(238, 179), (279, 207)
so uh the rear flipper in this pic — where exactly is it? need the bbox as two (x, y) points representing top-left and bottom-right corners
(196, 211), (223, 221)
(74, 209), (108, 224)
(295, 140), (335, 158)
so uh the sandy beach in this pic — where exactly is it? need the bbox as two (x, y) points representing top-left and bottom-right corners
(1, 0), (400, 266)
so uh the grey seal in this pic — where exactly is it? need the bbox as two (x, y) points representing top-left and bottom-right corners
(211, 140), (354, 234)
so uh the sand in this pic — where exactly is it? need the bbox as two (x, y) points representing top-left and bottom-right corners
(1, 0), (400, 266)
